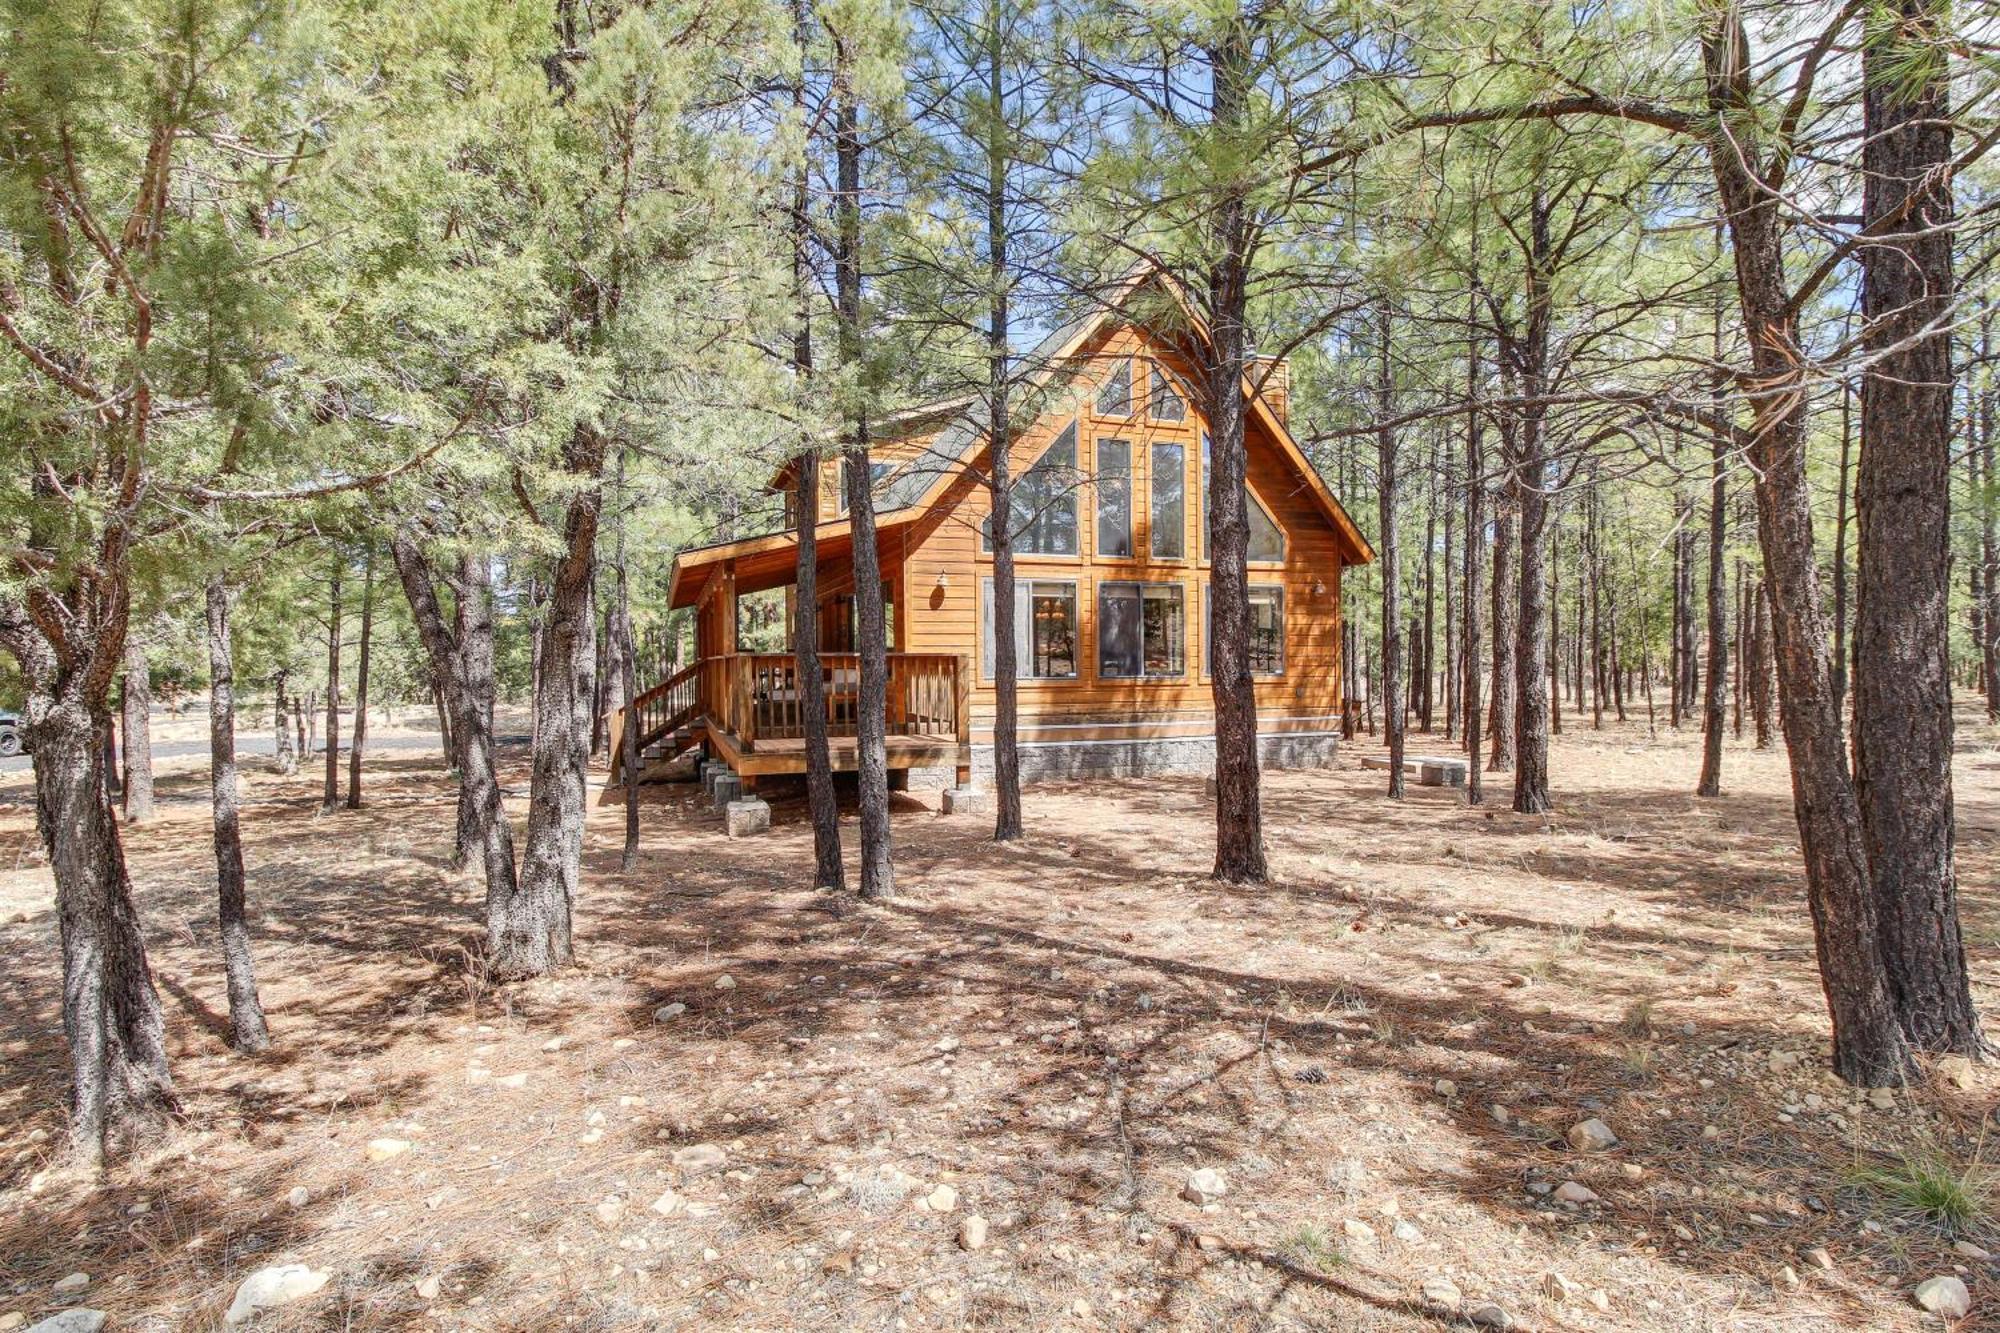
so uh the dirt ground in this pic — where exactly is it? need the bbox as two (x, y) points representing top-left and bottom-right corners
(0, 712), (1994, 1331)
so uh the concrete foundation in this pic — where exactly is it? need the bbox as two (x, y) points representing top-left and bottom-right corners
(724, 797), (771, 837)
(970, 730), (1340, 784)
(711, 773), (743, 807)
(940, 786), (991, 816)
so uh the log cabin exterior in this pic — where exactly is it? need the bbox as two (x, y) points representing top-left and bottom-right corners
(620, 276), (1374, 789)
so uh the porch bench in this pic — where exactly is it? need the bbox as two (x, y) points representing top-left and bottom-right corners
(1361, 754), (1469, 788)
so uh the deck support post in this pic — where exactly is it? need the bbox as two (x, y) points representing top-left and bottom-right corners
(954, 653), (973, 789)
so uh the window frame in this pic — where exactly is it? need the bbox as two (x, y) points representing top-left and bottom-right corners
(1148, 361), (1188, 422)
(1149, 439), (1187, 561)
(983, 421), (1082, 558)
(836, 457), (896, 516)
(1095, 357), (1134, 418)
(979, 576), (1080, 682)
(1199, 432), (1288, 565)
(1096, 579), (1188, 680)
(1202, 582), (1286, 679)
(1095, 437), (1134, 559)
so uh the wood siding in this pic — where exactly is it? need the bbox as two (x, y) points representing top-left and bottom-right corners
(895, 324), (1353, 742)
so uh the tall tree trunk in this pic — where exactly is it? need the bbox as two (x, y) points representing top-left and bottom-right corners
(1853, 0), (1979, 1055)
(1377, 303), (1406, 799)
(1548, 529), (1562, 738)
(1196, 18), (1268, 882)
(2, 614), (176, 1166)
(1697, 409), (1728, 796)
(507, 426), (604, 974)
(321, 562), (341, 813)
(204, 575), (270, 1051)
(1700, 4), (1911, 1083)
(1488, 500), (1516, 771)
(347, 552), (374, 810)
(1833, 371), (1855, 718)
(1420, 440), (1437, 733)
(392, 539), (521, 948)
(273, 672), (297, 776)
(791, 0), (843, 889)
(1981, 312), (2000, 719)
(986, 0), (1023, 841)
(1463, 331), (1485, 806)
(834, 40), (895, 899)
(1750, 582), (1776, 749)
(612, 450), (641, 872)
(120, 635), (153, 823)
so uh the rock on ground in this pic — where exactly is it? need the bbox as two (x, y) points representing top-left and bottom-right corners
(1565, 1118), (1617, 1152)
(1182, 1167), (1228, 1205)
(24, 1315), (107, 1333)
(224, 1264), (331, 1325)
(1914, 1275), (1971, 1318)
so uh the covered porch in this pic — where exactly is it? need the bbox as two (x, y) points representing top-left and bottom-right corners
(614, 523), (970, 786)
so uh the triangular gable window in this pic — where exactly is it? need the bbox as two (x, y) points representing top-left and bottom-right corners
(983, 423), (1080, 556)
(1149, 364), (1187, 421)
(1200, 434), (1285, 563)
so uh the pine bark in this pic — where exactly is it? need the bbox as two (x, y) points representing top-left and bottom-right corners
(1463, 333), (1485, 806)
(507, 424), (604, 974)
(391, 539), (521, 946)
(1853, 0), (1980, 1055)
(273, 673), (297, 776)
(347, 552), (374, 810)
(1377, 304), (1406, 799)
(120, 635), (153, 823)
(986, 1), (1023, 841)
(1488, 502), (1516, 771)
(321, 562), (341, 813)
(835, 43), (895, 899)
(1700, 5), (1912, 1083)
(1697, 423), (1728, 797)
(205, 575), (270, 1051)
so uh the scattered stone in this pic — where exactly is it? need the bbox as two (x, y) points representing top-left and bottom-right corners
(1956, 1240), (1992, 1261)
(1419, 1275), (1462, 1311)
(1340, 1217), (1376, 1242)
(927, 1184), (958, 1213)
(935, 1036), (960, 1054)
(959, 1215), (990, 1250)
(1619, 1163), (1644, 1181)
(22, 1315), (104, 1333)
(1392, 1220), (1423, 1243)
(1914, 1275), (1971, 1318)
(1467, 1303), (1513, 1330)
(493, 1073), (529, 1090)
(51, 1274), (88, 1295)
(287, 1185), (310, 1208)
(1542, 1271), (1579, 1302)
(1806, 1247), (1836, 1272)
(1768, 1051), (1800, 1074)
(415, 1275), (442, 1301)
(540, 1036), (564, 1053)
(650, 1190), (687, 1217)
(672, 1142), (728, 1178)
(1938, 1056), (1976, 1091)
(1489, 1105), (1510, 1126)
(595, 1196), (626, 1226)
(1777, 1266), (1799, 1290)
(1868, 1086), (1897, 1111)
(714, 974), (738, 991)
(1554, 1181), (1599, 1205)
(223, 1264), (331, 1325)
(0, 1315), (22, 1332)
(1565, 1118), (1617, 1152)
(1183, 1168), (1228, 1206)
(654, 1002), (687, 1022)
(1588, 1290), (1611, 1313)
(1433, 1078), (1457, 1097)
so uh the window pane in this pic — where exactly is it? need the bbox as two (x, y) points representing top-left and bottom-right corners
(1249, 495), (1285, 562)
(984, 423), (1079, 555)
(1142, 584), (1185, 676)
(1096, 359), (1132, 417)
(1151, 442), (1185, 558)
(1150, 364), (1186, 421)
(1098, 585), (1141, 677)
(1097, 439), (1132, 558)
(1031, 582), (1077, 678)
(1249, 586), (1283, 674)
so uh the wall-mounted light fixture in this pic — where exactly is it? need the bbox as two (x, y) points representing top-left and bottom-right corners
(935, 570), (950, 590)
(1311, 578), (1327, 598)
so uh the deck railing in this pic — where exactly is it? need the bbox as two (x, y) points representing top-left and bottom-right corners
(707, 651), (967, 749)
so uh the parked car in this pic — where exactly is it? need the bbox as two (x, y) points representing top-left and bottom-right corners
(0, 711), (23, 757)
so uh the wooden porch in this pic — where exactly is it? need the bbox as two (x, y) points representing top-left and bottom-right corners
(609, 651), (971, 785)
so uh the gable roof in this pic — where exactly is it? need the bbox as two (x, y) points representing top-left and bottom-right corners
(669, 267), (1373, 608)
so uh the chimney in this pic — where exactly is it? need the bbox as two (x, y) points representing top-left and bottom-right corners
(1251, 355), (1290, 430)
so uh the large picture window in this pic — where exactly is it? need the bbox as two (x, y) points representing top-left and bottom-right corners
(1200, 434), (1285, 563)
(981, 578), (1078, 679)
(1205, 585), (1285, 676)
(1098, 581), (1186, 678)
(984, 423), (1080, 555)
(1151, 441), (1185, 559)
(1096, 439), (1132, 558)
(1096, 358), (1132, 417)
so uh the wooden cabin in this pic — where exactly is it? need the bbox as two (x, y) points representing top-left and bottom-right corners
(618, 275), (1375, 792)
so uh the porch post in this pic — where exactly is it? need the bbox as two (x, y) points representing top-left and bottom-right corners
(954, 653), (972, 788)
